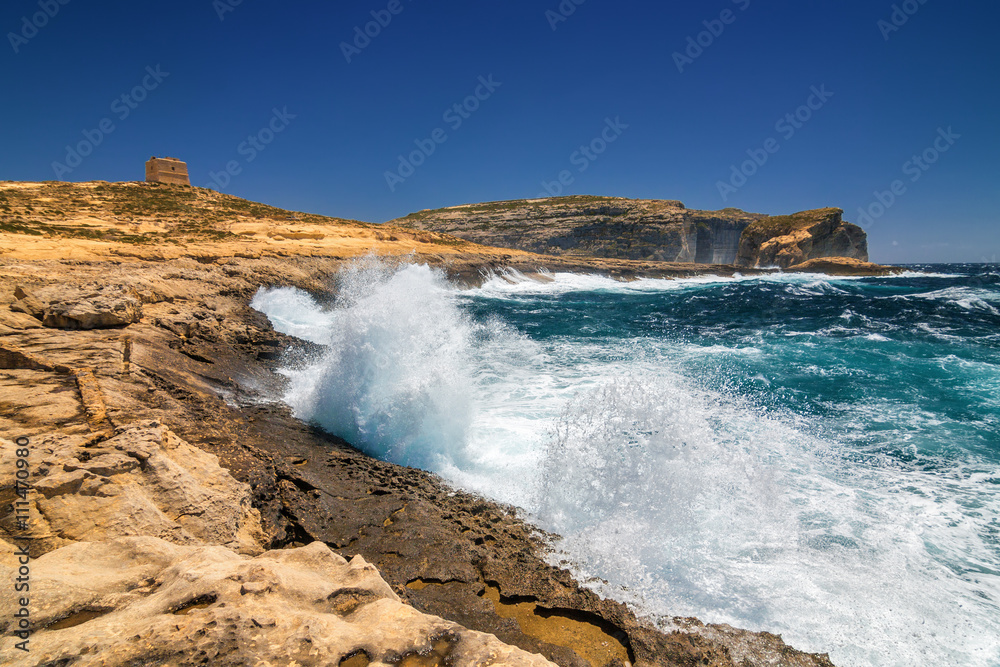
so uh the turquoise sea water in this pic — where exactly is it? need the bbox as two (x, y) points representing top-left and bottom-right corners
(253, 260), (1000, 667)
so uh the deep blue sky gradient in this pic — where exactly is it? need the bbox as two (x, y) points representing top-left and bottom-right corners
(2, 0), (998, 262)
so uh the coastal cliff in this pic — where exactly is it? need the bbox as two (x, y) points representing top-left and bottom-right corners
(393, 196), (766, 264)
(734, 208), (869, 269)
(0, 181), (835, 667)
(394, 197), (871, 270)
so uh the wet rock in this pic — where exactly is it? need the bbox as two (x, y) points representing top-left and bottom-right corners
(786, 257), (901, 276)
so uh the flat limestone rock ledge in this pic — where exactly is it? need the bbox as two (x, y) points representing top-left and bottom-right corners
(0, 537), (554, 667)
(786, 257), (903, 276)
(0, 422), (266, 556)
(0, 424), (554, 667)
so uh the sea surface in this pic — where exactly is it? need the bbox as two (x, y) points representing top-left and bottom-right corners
(252, 259), (1000, 667)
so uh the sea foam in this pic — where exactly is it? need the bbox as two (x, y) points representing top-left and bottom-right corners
(254, 259), (1000, 667)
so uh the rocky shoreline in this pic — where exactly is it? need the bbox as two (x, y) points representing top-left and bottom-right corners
(0, 254), (837, 667)
(0, 182), (845, 666)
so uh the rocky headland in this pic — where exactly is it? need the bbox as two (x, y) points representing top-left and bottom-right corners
(392, 196), (878, 272)
(733, 208), (869, 269)
(0, 181), (841, 666)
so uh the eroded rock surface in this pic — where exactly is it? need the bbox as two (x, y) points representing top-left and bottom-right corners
(0, 181), (838, 667)
(0, 423), (265, 556)
(0, 421), (556, 667)
(394, 196), (765, 264)
(0, 538), (553, 667)
(735, 208), (868, 269)
(12, 284), (142, 329)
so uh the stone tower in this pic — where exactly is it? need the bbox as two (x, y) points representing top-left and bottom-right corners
(145, 156), (190, 186)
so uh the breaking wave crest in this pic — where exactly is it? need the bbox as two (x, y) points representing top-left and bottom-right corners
(251, 259), (532, 471)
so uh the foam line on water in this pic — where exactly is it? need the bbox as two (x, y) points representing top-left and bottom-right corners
(475, 268), (963, 299)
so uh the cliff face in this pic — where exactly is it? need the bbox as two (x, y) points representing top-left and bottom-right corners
(734, 208), (869, 269)
(395, 198), (872, 269)
(393, 196), (767, 265)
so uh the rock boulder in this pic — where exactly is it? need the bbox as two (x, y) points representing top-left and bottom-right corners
(11, 284), (142, 329)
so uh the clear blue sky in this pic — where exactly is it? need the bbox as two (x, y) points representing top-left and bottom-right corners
(2, 0), (998, 263)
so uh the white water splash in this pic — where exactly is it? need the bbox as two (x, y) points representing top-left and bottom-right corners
(253, 260), (1000, 667)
